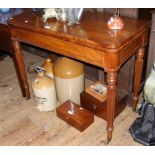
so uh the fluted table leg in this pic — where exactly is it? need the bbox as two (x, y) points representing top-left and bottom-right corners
(132, 47), (144, 110)
(12, 40), (30, 99)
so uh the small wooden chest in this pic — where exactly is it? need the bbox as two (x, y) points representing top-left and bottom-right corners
(80, 91), (127, 121)
(80, 91), (107, 120)
(56, 100), (94, 132)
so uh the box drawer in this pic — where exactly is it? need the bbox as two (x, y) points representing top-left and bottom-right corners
(80, 91), (107, 121)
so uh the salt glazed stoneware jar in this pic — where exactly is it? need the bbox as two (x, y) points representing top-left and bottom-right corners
(32, 72), (57, 112)
(53, 57), (84, 104)
(42, 58), (54, 79)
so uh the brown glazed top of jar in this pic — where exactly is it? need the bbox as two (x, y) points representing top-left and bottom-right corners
(53, 57), (84, 78)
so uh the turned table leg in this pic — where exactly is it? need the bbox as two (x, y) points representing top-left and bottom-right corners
(132, 47), (144, 110)
(12, 40), (30, 99)
(105, 69), (118, 143)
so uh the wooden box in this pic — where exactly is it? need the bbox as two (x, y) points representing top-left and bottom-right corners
(80, 91), (107, 120)
(80, 91), (127, 121)
(56, 100), (94, 132)
(85, 81), (107, 102)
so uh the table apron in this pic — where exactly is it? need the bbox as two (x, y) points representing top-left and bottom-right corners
(121, 30), (148, 64)
(10, 28), (148, 70)
(11, 29), (106, 68)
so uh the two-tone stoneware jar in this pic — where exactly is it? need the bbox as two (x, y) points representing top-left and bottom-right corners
(32, 72), (57, 112)
(53, 57), (84, 104)
(42, 58), (54, 79)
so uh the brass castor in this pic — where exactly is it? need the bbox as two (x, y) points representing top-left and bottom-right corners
(103, 139), (111, 145)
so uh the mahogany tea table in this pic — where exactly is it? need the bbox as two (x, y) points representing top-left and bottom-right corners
(8, 10), (150, 143)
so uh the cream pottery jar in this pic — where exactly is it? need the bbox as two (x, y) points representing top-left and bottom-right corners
(42, 58), (54, 79)
(32, 72), (57, 112)
(53, 57), (84, 104)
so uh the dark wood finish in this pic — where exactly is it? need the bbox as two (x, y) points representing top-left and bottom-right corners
(0, 23), (13, 54)
(56, 100), (94, 132)
(80, 91), (127, 121)
(8, 10), (149, 142)
(81, 91), (107, 120)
